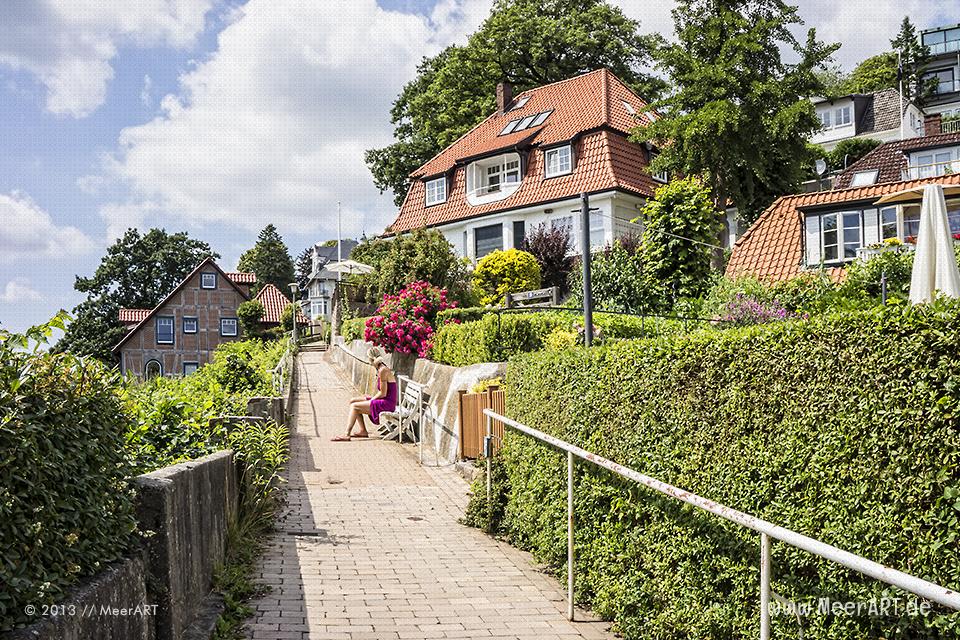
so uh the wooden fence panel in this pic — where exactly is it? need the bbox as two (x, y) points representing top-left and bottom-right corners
(458, 388), (505, 459)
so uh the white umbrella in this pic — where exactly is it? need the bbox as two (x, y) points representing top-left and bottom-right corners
(325, 259), (374, 275)
(907, 184), (960, 304)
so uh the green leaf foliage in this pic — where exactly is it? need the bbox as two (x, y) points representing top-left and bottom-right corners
(341, 317), (370, 342)
(569, 237), (668, 314)
(365, 0), (665, 204)
(640, 0), (839, 224)
(473, 249), (542, 306)
(238, 300), (266, 337)
(845, 52), (899, 95)
(238, 224), (296, 295)
(55, 228), (218, 362)
(471, 303), (960, 639)
(0, 315), (138, 631)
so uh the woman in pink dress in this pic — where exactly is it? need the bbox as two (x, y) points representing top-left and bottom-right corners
(332, 347), (398, 441)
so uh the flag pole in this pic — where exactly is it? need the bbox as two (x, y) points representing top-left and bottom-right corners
(899, 50), (905, 141)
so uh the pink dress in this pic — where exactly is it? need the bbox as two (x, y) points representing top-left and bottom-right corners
(368, 378), (398, 425)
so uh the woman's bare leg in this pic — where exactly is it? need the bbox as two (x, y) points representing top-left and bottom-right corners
(352, 401), (371, 437)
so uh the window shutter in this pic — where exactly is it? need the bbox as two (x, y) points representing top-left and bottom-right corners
(805, 214), (821, 267)
(862, 208), (880, 246)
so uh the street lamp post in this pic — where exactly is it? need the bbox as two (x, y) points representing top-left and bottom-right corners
(289, 282), (300, 343)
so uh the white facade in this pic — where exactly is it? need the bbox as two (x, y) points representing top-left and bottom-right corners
(433, 190), (649, 261)
(809, 96), (925, 152)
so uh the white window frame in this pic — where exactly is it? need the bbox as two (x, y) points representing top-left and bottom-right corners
(544, 145), (572, 178)
(880, 206), (898, 241)
(425, 177), (447, 206)
(201, 272), (217, 289)
(183, 316), (198, 334)
(835, 106), (851, 127)
(220, 317), (238, 337)
(145, 359), (163, 379)
(466, 153), (522, 206)
(849, 170), (879, 186)
(817, 210), (863, 263)
(183, 362), (199, 376)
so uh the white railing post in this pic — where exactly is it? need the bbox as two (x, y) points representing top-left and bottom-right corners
(485, 414), (493, 508)
(567, 450), (575, 622)
(760, 533), (771, 640)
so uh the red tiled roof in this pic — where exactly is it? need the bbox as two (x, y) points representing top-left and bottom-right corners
(253, 284), (308, 324)
(726, 173), (960, 282)
(835, 132), (960, 189)
(226, 271), (256, 284)
(119, 308), (151, 323)
(390, 69), (658, 233)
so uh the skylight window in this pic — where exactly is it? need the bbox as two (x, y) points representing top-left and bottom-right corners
(516, 114), (537, 130)
(622, 100), (637, 115)
(850, 170), (879, 186)
(500, 119), (520, 135)
(531, 110), (552, 126)
(510, 96), (530, 111)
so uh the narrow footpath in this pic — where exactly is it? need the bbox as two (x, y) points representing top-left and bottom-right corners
(244, 350), (615, 640)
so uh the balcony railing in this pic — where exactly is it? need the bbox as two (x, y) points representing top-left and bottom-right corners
(903, 160), (960, 181)
(942, 119), (960, 134)
(927, 39), (960, 56)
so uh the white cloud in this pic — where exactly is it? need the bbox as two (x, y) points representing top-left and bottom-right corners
(0, 280), (44, 304)
(0, 0), (217, 117)
(0, 191), (95, 260)
(100, 0), (480, 240)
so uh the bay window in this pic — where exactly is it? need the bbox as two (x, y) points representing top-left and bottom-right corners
(466, 153), (522, 205)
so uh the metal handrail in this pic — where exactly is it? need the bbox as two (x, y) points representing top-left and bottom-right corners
(482, 409), (960, 637)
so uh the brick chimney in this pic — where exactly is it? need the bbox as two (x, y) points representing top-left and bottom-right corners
(925, 113), (942, 136)
(496, 81), (513, 114)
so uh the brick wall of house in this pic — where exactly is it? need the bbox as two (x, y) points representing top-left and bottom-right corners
(120, 270), (247, 377)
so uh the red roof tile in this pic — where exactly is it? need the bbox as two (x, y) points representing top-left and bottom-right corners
(726, 173), (960, 282)
(253, 284), (308, 324)
(835, 132), (960, 189)
(226, 271), (256, 284)
(119, 308), (151, 323)
(390, 69), (658, 233)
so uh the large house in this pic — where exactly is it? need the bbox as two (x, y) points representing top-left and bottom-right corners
(920, 24), (960, 123)
(304, 240), (358, 321)
(809, 89), (925, 152)
(726, 173), (960, 282)
(833, 131), (960, 188)
(386, 69), (705, 258)
(114, 258), (302, 377)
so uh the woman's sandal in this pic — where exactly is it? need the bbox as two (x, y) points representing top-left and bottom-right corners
(330, 435), (351, 442)
(351, 433), (369, 439)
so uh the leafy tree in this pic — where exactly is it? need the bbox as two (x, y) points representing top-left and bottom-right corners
(569, 238), (661, 314)
(237, 300), (265, 337)
(56, 229), (217, 362)
(294, 247), (313, 299)
(845, 52), (898, 94)
(890, 16), (931, 103)
(815, 63), (850, 98)
(639, 0), (838, 227)
(238, 225), (295, 295)
(636, 177), (722, 302)
(365, 0), (666, 205)
(521, 223), (574, 293)
(826, 138), (882, 171)
(352, 229), (473, 304)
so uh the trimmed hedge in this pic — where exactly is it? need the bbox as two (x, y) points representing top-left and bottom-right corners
(437, 306), (491, 325)
(341, 316), (371, 342)
(431, 311), (687, 366)
(470, 303), (960, 639)
(1, 319), (138, 630)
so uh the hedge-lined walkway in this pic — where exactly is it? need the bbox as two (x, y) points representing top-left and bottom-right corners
(244, 351), (614, 640)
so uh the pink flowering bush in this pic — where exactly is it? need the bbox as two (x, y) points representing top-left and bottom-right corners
(364, 281), (456, 357)
(721, 293), (806, 326)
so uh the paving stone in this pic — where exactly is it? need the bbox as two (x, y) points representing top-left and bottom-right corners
(243, 352), (616, 640)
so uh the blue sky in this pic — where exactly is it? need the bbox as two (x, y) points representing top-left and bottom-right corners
(0, 0), (953, 333)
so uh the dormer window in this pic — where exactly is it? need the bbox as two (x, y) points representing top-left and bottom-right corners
(466, 153), (522, 206)
(545, 145), (572, 178)
(425, 176), (447, 206)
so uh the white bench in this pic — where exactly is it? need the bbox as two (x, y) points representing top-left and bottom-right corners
(378, 376), (426, 444)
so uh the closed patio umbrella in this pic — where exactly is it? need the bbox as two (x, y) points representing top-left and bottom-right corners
(906, 184), (960, 303)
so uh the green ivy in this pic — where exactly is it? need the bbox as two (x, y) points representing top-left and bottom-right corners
(471, 302), (960, 639)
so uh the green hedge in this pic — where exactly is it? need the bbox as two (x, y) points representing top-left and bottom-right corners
(1, 318), (138, 630)
(470, 303), (960, 639)
(341, 317), (370, 342)
(431, 311), (687, 366)
(437, 307), (491, 324)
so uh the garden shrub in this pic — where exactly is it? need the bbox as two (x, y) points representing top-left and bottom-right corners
(1, 316), (138, 631)
(363, 281), (455, 357)
(437, 306), (490, 325)
(341, 317), (370, 342)
(472, 249), (542, 306)
(521, 223), (574, 293)
(237, 300), (265, 337)
(569, 238), (669, 314)
(473, 302), (960, 639)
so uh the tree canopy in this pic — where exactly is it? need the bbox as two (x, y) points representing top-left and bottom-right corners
(365, 0), (665, 206)
(56, 229), (217, 362)
(890, 17), (931, 103)
(638, 0), (837, 227)
(238, 224), (296, 295)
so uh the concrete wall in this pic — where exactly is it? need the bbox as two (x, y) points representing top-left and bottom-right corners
(4, 451), (238, 640)
(135, 451), (238, 640)
(332, 339), (506, 462)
